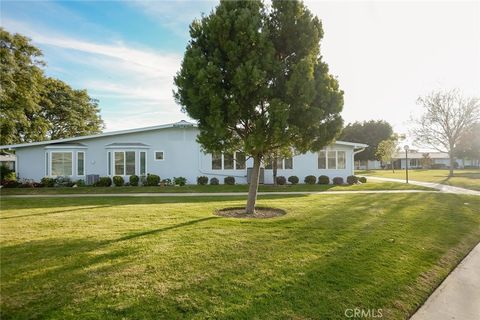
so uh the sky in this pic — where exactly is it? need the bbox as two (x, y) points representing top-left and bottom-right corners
(1, 0), (479, 145)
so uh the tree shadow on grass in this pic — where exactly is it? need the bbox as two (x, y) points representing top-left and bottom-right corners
(0, 205), (114, 220)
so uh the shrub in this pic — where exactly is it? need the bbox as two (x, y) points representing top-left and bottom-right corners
(210, 177), (219, 185)
(75, 179), (86, 187)
(347, 175), (359, 185)
(0, 165), (13, 181)
(304, 175), (316, 184)
(174, 176), (187, 186)
(20, 180), (36, 188)
(95, 176), (112, 187)
(145, 174), (160, 186)
(129, 174), (139, 186)
(288, 175), (299, 185)
(2, 180), (19, 188)
(161, 178), (172, 186)
(55, 176), (74, 187)
(359, 176), (367, 183)
(197, 176), (209, 185)
(276, 176), (287, 185)
(318, 175), (330, 185)
(332, 177), (344, 185)
(41, 177), (55, 187)
(224, 176), (235, 185)
(113, 176), (124, 187)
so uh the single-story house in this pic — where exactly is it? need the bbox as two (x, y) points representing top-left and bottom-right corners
(0, 121), (368, 184)
(355, 151), (478, 170)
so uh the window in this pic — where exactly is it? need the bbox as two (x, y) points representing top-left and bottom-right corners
(114, 151), (136, 175)
(77, 152), (85, 176)
(108, 152), (112, 176)
(284, 157), (293, 169)
(45, 152), (49, 176)
(265, 157), (293, 170)
(318, 151), (326, 169)
(235, 152), (246, 170)
(155, 151), (164, 161)
(51, 152), (72, 176)
(126, 151), (135, 175)
(224, 153), (234, 169)
(114, 152), (124, 175)
(212, 153), (222, 170)
(327, 151), (336, 169)
(337, 151), (346, 169)
(140, 152), (146, 175)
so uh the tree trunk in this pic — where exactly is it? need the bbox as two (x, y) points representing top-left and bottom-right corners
(449, 150), (455, 177)
(246, 155), (262, 214)
(272, 155), (278, 186)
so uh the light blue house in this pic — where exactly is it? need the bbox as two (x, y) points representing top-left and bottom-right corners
(0, 121), (367, 184)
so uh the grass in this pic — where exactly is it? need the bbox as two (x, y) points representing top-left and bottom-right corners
(356, 169), (480, 191)
(1, 193), (479, 319)
(0, 180), (432, 195)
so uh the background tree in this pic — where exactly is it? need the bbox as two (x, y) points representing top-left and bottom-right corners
(376, 136), (399, 172)
(339, 120), (393, 169)
(455, 122), (480, 167)
(0, 28), (104, 145)
(174, 0), (344, 213)
(412, 89), (480, 176)
(39, 78), (104, 140)
(421, 153), (432, 169)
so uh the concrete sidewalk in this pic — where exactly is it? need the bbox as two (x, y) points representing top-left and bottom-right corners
(410, 243), (480, 320)
(365, 176), (480, 196)
(1, 189), (436, 198)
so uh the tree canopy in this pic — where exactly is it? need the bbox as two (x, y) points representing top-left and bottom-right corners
(339, 120), (393, 162)
(0, 28), (104, 145)
(174, 0), (344, 213)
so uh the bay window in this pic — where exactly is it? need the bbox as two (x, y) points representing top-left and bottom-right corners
(51, 152), (72, 176)
(114, 151), (136, 176)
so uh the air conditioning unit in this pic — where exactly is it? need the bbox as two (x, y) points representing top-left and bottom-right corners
(86, 174), (100, 185)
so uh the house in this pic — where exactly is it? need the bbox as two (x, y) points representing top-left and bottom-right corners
(0, 152), (16, 170)
(0, 121), (368, 184)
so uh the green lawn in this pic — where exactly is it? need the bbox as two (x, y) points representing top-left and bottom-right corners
(1, 193), (479, 319)
(0, 180), (431, 195)
(357, 169), (480, 191)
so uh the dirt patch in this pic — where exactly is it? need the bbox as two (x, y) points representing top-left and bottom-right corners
(214, 207), (286, 219)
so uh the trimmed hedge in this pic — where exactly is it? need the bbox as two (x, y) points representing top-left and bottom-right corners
(359, 176), (367, 183)
(332, 177), (344, 185)
(276, 176), (287, 185)
(318, 175), (330, 185)
(304, 175), (316, 185)
(210, 177), (219, 185)
(95, 177), (112, 187)
(224, 176), (235, 185)
(197, 176), (209, 185)
(129, 175), (139, 186)
(113, 176), (124, 187)
(347, 175), (359, 185)
(288, 175), (299, 185)
(174, 176), (187, 186)
(145, 174), (160, 186)
(41, 177), (55, 187)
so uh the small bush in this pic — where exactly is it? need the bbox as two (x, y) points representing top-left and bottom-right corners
(358, 176), (367, 183)
(304, 175), (316, 184)
(224, 176), (235, 185)
(0, 165), (13, 181)
(20, 180), (35, 188)
(332, 177), (344, 185)
(347, 175), (359, 185)
(55, 176), (74, 187)
(113, 176), (124, 187)
(41, 177), (55, 187)
(145, 174), (160, 186)
(197, 176), (209, 185)
(161, 178), (172, 186)
(318, 175), (330, 185)
(2, 180), (19, 188)
(174, 176), (187, 186)
(210, 177), (219, 185)
(276, 176), (287, 185)
(288, 175), (299, 185)
(75, 179), (86, 187)
(95, 176), (112, 187)
(129, 175), (139, 186)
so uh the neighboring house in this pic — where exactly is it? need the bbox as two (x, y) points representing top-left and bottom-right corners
(0, 152), (16, 170)
(0, 121), (368, 184)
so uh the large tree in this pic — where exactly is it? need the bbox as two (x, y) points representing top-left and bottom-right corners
(455, 122), (480, 166)
(0, 28), (104, 145)
(174, 0), (343, 214)
(339, 120), (393, 167)
(412, 89), (480, 176)
(376, 135), (399, 172)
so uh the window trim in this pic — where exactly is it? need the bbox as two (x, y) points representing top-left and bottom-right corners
(140, 151), (147, 176)
(76, 151), (86, 177)
(154, 150), (165, 161)
(50, 151), (74, 177)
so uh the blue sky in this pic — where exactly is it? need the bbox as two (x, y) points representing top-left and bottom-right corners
(1, 1), (479, 142)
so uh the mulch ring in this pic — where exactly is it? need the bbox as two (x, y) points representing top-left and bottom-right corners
(214, 207), (286, 219)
